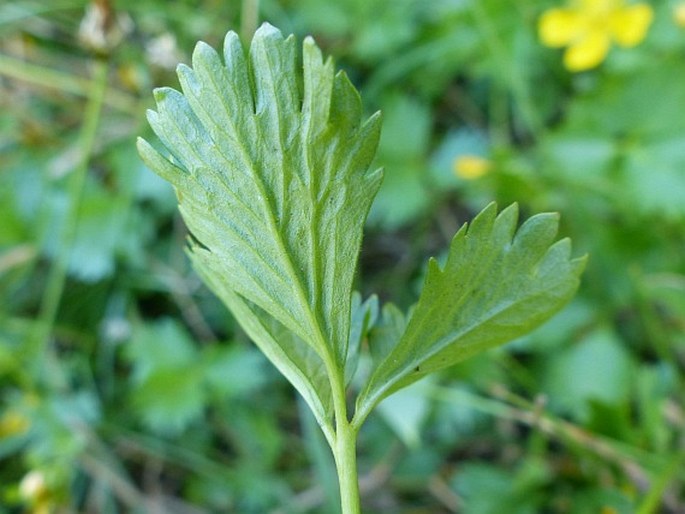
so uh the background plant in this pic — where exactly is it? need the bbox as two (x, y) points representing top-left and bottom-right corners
(1, 0), (684, 513)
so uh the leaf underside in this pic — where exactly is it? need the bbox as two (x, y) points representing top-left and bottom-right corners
(138, 23), (586, 432)
(138, 23), (382, 427)
(355, 203), (587, 423)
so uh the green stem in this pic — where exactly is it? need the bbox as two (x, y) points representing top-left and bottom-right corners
(0, 53), (136, 114)
(27, 58), (109, 371)
(635, 451), (685, 514)
(321, 347), (361, 513)
(240, 0), (260, 44)
(298, 397), (340, 513)
(0, 0), (83, 24)
(334, 416), (361, 514)
(468, 2), (543, 139)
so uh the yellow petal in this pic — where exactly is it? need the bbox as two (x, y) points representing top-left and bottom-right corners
(580, 0), (621, 16)
(564, 30), (610, 71)
(539, 8), (586, 48)
(453, 155), (491, 180)
(610, 4), (653, 47)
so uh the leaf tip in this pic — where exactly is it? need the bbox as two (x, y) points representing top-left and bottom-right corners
(135, 136), (148, 151)
(427, 256), (443, 274)
(467, 201), (499, 237)
(368, 109), (383, 123)
(572, 253), (589, 274)
(194, 39), (212, 54)
(530, 211), (561, 236)
(304, 37), (325, 67)
(254, 21), (283, 42)
(145, 108), (159, 126)
(533, 210), (561, 226)
(360, 110), (382, 140)
(496, 202), (520, 236)
(152, 87), (171, 103)
(191, 40), (218, 67)
(499, 201), (518, 218)
(176, 62), (192, 81)
(222, 29), (242, 53)
(479, 201), (500, 223)
(485, 200), (499, 212)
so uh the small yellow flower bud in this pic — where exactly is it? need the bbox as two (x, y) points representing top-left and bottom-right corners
(453, 155), (491, 180)
(19, 471), (47, 501)
(0, 411), (30, 437)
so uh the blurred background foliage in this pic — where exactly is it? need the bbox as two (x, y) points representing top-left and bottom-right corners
(1, 0), (684, 512)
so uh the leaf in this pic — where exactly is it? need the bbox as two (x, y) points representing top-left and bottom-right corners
(132, 366), (206, 435)
(355, 203), (586, 423)
(125, 318), (197, 382)
(42, 185), (133, 282)
(203, 346), (269, 398)
(344, 293), (379, 385)
(191, 260), (333, 428)
(137, 24), (382, 430)
(375, 378), (433, 448)
(367, 302), (407, 363)
(125, 319), (205, 435)
(369, 93), (432, 228)
(542, 327), (634, 421)
(451, 462), (546, 514)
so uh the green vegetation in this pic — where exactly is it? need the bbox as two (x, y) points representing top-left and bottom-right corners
(1, 1), (684, 513)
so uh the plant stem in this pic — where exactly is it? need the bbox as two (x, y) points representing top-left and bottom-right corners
(468, 1), (543, 140)
(240, 0), (260, 44)
(0, 53), (136, 114)
(27, 57), (109, 372)
(334, 418), (361, 514)
(635, 451), (685, 514)
(322, 348), (361, 513)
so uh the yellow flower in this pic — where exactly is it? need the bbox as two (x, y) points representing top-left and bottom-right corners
(539, 0), (653, 71)
(674, 3), (685, 27)
(453, 155), (491, 180)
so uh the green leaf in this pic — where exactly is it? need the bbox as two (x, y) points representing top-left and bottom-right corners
(367, 302), (407, 363)
(125, 318), (197, 382)
(344, 292), (379, 385)
(542, 327), (634, 421)
(355, 203), (586, 423)
(375, 378), (433, 448)
(132, 366), (206, 435)
(137, 24), (382, 430)
(369, 93), (432, 228)
(203, 346), (269, 398)
(125, 319), (205, 435)
(191, 264), (333, 428)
